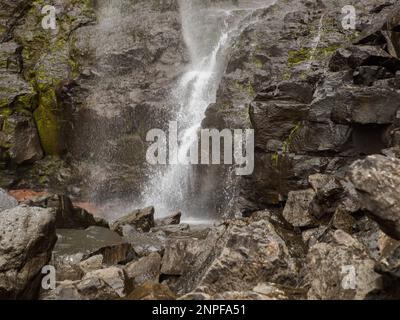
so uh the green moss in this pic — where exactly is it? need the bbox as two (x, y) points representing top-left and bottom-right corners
(235, 80), (256, 96)
(287, 44), (341, 68)
(33, 87), (62, 155)
(271, 123), (302, 168)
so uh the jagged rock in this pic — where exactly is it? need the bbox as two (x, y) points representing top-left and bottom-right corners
(348, 155), (400, 239)
(151, 224), (190, 236)
(111, 207), (155, 234)
(329, 45), (400, 73)
(125, 281), (176, 300)
(332, 208), (357, 234)
(302, 226), (329, 249)
(0, 188), (17, 212)
(0, 205), (57, 299)
(77, 267), (127, 299)
(155, 212), (181, 226)
(26, 194), (109, 229)
(124, 252), (161, 291)
(353, 66), (393, 86)
(122, 225), (165, 257)
(307, 230), (382, 300)
(78, 255), (103, 274)
(1, 113), (43, 165)
(43, 266), (128, 300)
(177, 216), (301, 296)
(161, 237), (206, 276)
(283, 189), (317, 227)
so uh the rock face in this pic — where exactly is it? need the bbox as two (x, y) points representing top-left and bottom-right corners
(349, 155), (400, 240)
(0, 205), (57, 299)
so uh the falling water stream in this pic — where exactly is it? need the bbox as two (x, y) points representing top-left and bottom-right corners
(141, 0), (277, 220)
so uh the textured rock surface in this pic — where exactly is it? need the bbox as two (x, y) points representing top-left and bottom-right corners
(349, 155), (400, 240)
(111, 207), (155, 234)
(0, 205), (57, 299)
(307, 230), (382, 300)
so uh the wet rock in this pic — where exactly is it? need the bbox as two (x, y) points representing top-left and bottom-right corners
(124, 252), (161, 290)
(52, 226), (134, 281)
(0, 188), (17, 212)
(52, 195), (108, 229)
(111, 207), (155, 234)
(122, 225), (165, 257)
(151, 224), (190, 236)
(0, 205), (57, 299)
(353, 66), (393, 86)
(329, 45), (400, 73)
(348, 155), (400, 239)
(125, 281), (176, 300)
(307, 230), (382, 300)
(155, 212), (181, 226)
(283, 189), (317, 227)
(14, 193), (108, 229)
(78, 255), (103, 274)
(1, 113), (43, 165)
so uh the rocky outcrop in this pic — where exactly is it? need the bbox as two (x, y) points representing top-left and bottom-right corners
(349, 155), (400, 240)
(0, 205), (57, 299)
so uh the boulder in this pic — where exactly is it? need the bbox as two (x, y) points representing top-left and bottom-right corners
(0, 188), (17, 212)
(161, 237), (206, 276)
(0, 205), (57, 299)
(155, 212), (181, 226)
(77, 267), (127, 299)
(124, 252), (161, 290)
(283, 189), (317, 227)
(111, 206), (155, 234)
(307, 230), (382, 300)
(176, 215), (301, 296)
(43, 266), (128, 300)
(1, 113), (43, 165)
(348, 155), (400, 239)
(151, 223), (190, 236)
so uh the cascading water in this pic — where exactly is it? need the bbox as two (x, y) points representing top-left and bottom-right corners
(142, 0), (276, 219)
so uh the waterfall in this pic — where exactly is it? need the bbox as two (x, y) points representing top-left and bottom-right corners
(141, 0), (276, 219)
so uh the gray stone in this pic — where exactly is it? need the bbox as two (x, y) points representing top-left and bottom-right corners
(111, 207), (155, 234)
(0, 188), (17, 212)
(0, 205), (57, 299)
(307, 230), (382, 300)
(348, 155), (400, 239)
(155, 212), (181, 226)
(124, 252), (161, 290)
(283, 189), (317, 227)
